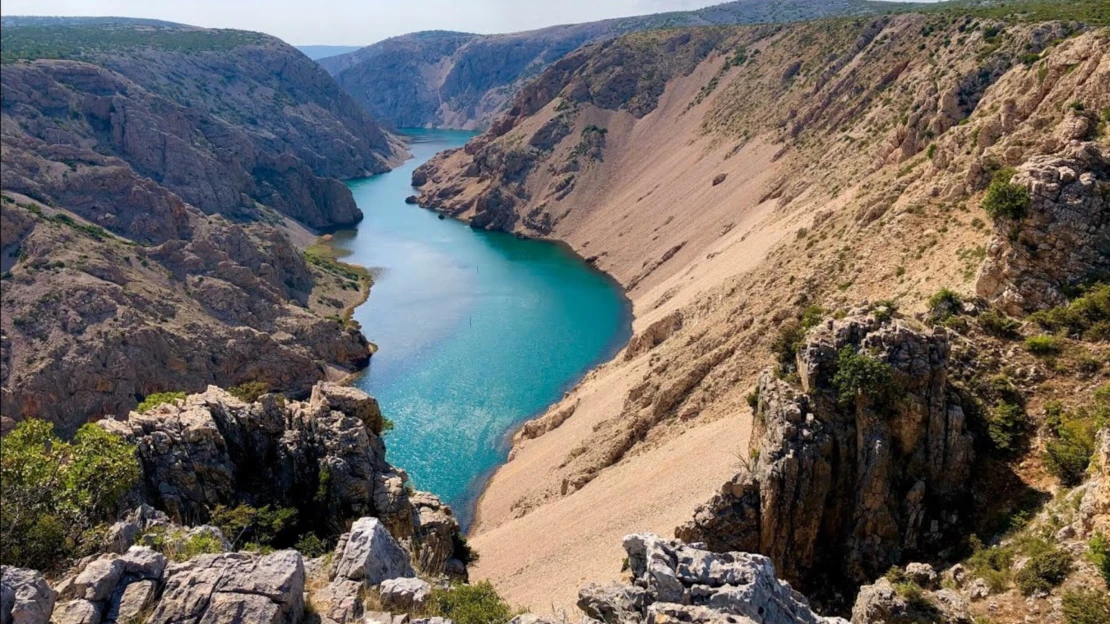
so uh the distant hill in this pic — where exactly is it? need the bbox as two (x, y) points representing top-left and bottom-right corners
(317, 0), (926, 129)
(1, 17), (400, 432)
(296, 44), (363, 60)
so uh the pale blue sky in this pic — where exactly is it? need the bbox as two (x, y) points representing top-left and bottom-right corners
(0, 0), (740, 45)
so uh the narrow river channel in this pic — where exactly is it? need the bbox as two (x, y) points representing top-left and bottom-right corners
(332, 129), (631, 527)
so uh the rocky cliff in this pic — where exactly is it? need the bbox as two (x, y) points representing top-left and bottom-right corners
(1, 382), (471, 624)
(412, 4), (1108, 611)
(319, 0), (924, 130)
(677, 314), (976, 599)
(0, 20), (402, 434)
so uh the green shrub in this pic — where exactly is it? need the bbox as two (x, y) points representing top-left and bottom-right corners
(966, 543), (1014, 593)
(832, 347), (895, 408)
(1014, 546), (1072, 595)
(1, 420), (139, 570)
(294, 533), (329, 558)
(227, 381), (269, 403)
(1062, 589), (1110, 624)
(1044, 409), (1099, 486)
(1030, 284), (1109, 341)
(771, 307), (825, 375)
(140, 525), (225, 561)
(981, 168), (1030, 220)
(927, 288), (964, 323)
(978, 309), (1020, 338)
(1025, 334), (1063, 355)
(1088, 532), (1110, 585)
(211, 504), (297, 550)
(137, 391), (186, 413)
(426, 581), (516, 624)
(987, 402), (1028, 452)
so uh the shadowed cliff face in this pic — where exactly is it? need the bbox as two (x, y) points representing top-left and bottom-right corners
(319, 0), (925, 129)
(0, 22), (400, 435)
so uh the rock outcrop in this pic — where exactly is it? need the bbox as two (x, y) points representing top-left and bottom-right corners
(98, 383), (464, 577)
(850, 577), (971, 624)
(976, 140), (1110, 313)
(0, 566), (56, 624)
(678, 315), (975, 596)
(576, 534), (848, 624)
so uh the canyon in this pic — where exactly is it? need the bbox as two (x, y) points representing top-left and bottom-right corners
(2, 3), (1109, 624)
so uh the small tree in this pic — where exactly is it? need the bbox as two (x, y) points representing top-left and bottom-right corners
(0, 420), (139, 569)
(982, 167), (1031, 220)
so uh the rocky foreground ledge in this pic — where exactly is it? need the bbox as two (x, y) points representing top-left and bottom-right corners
(3, 529), (956, 624)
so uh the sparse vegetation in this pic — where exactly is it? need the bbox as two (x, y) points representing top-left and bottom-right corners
(981, 167), (1030, 220)
(1062, 589), (1110, 624)
(977, 308), (1020, 338)
(136, 391), (187, 413)
(1, 419), (139, 570)
(1043, 389), (1108, 485)
(1088, 531), (1110, 585)
(927, 288), (964, 323)
(771, 306), (825, 375)
(228, 381), (270, 403)
(210, 503), (298, 551)
(987, 401), (1028, 452)
(1, 23), (268, 63)
(1030, 284), (1109, 341)
(1024, 334), (1062, 355)
(425, 581), (516, 624)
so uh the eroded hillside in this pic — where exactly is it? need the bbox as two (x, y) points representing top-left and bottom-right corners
(414, 9), (1109, 611)
(0, 21), (404, 434)
(319, 0), (926, 129)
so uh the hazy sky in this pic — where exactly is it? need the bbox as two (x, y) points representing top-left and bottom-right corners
(0, 0), (743, 46)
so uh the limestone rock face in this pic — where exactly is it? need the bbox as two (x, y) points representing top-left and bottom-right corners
(50, 546), (166, 624)
(379, 577), (432, 611)
(0, 566), (56, 624)
(576, 534), (846, 624)
(976, 140), (1109, 314)
(148, 550), (305, 624)
(97, 384), (461, 577)
(678, 316), (975, 594)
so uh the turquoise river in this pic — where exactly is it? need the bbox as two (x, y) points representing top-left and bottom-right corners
(334, 129), (631, 528)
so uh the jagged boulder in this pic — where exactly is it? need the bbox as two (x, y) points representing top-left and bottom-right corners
(0, 566), (56, 624)
(678, 316), (975, 594)
(380, 577), (432, 611)
(577, 534), (847, 624)
(850, 578), (971, 624)
(51, 546), (167, 624)
(330, 517), (415, 585)
(976, 140), (1110, 313)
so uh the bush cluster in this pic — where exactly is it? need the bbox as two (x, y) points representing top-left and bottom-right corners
(927, 288), (964, 323)
(1014, 543), (1072, 595)
(832, 346), (896, 408)
(0, 420), (139, 570)
(211, 503), (298, 552)
(136, 391), (186, 413)
(1030, 284), (1109, 341)
(1043, 389), (1108, 485)
(426, 581), (516, 624)
(981, 167), (1031, 220)
(771, 306), (825, 375)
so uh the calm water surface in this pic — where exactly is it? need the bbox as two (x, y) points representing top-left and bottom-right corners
(335, 129), (630, 527)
